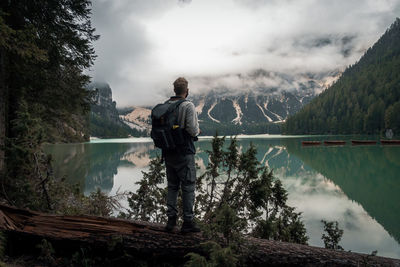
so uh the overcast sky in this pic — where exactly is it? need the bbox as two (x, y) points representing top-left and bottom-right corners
(90, 0), (400, 107)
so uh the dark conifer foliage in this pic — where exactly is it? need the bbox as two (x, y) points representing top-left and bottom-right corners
(125, 134), (309, 248)
(321, 220), (344, 251)
(0, 1), (98, 209)
(284, 18), (400, 135)
(1, 0), (98, 143)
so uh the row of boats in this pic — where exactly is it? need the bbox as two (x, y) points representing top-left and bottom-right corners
(302, 140), (400, 146)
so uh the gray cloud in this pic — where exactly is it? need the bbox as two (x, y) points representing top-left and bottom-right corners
(178, 0), (192, 5)
(187, 68), (340, 98)
(89, 0), (400, 107)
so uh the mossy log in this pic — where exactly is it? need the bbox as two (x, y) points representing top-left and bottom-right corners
(0, 204), (399, 266)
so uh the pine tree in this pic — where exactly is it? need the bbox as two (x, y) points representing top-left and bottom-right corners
(284, 18), (400, 136)
(0, 0), (98, 210)
(321, 220), (344, 250)
(123, 155), (167, 223)
(127, 135), (309, 246)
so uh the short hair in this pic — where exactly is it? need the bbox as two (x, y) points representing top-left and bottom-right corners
(173, 77), (188, 95)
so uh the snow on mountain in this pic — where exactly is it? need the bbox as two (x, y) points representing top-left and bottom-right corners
(120, 70), (341, 134)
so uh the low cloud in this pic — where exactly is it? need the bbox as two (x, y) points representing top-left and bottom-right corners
(90, 0), (400, 107)
(187, 68), (340, 97)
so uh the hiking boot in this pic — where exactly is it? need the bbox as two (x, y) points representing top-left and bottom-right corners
(181, 220), (201, 233)
(165, 216), (177, 232)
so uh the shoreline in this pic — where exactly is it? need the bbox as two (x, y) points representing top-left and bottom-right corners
(88, 134), (329, 143)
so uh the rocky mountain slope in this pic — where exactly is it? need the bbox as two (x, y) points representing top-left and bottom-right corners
(119, 107), (151, 133)
(120, 70), (341, 135)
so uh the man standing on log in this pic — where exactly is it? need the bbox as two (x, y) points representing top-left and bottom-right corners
(163, 77), (200, 233)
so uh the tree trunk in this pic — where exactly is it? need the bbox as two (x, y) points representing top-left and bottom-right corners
(0, 48), (6, 177)
(0, 204), (399, 266)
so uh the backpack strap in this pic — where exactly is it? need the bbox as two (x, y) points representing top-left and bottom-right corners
(165, 98), (187, 113)
(169, 99), (187, 125)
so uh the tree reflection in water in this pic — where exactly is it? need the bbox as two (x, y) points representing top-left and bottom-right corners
(45, 137), (400, 258)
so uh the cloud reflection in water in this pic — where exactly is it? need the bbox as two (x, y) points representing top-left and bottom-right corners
(275, 169), (400, 259)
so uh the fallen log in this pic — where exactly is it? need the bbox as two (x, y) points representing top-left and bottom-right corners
(0, 204), (399, 266)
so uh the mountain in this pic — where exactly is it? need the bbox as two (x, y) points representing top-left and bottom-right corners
(121, 70), (341, 135)
(284, 18), (400, 135)
(88, 82), (146, 138)
(119, 107), (152, 134)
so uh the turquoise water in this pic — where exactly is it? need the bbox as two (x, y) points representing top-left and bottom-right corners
(45, 136), (400, 259)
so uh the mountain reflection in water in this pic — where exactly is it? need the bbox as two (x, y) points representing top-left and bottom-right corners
(45, 137), (400, 259)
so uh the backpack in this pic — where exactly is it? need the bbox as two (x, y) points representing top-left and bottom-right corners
(150, 99), (187, 150)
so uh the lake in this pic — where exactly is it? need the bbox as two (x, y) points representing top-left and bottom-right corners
(45, 135), (400, 259)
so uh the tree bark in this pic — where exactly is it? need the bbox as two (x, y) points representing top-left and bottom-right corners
(0, 48), (5, 177)
(0, 204), (399, 266)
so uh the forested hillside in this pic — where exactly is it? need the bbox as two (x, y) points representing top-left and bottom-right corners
(88, 82), (145, 138)
(284, 18), (400, 135)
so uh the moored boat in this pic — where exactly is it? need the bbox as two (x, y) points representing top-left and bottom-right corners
(351, 140), (377, 145)
(324, 140), (346, 145)
(301, 141), (322, 146)
(380, 139), (400, 145)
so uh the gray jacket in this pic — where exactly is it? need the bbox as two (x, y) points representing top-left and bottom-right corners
(167, 99), (200, 137)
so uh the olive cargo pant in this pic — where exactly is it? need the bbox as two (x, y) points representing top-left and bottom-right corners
(165, 153), (196, 222)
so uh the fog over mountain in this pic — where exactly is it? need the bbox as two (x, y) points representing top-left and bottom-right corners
(90, 0), (400, 107)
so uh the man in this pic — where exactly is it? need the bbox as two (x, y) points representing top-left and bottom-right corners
(164, 77), (200, 233)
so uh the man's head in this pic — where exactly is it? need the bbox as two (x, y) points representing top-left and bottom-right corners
(173, 77), (189, 97)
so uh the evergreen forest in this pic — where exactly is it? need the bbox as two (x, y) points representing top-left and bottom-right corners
(0, 1), (397, 265)
(90, 111), (146, 138)
(0, 0), (97, 211)
(284, 18), (400, 135)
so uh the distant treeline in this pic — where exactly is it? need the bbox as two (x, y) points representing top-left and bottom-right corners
(283, 18), (400, 135)
(90, 112), (146, 138)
